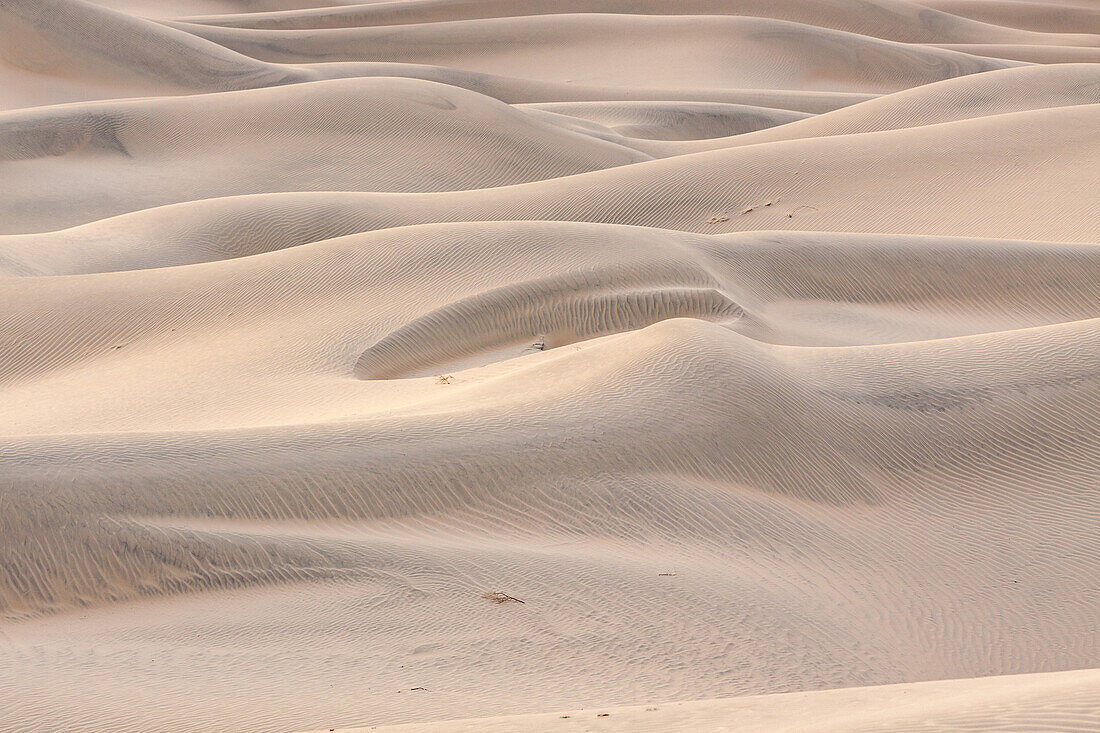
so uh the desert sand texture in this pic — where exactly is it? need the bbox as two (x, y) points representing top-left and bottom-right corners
(1, 0), (1098, 731)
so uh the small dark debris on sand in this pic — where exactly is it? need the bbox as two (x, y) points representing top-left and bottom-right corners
(786, 205), (818, 218)
(482, 591), (525, 604)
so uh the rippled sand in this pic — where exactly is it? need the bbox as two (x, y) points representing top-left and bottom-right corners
(1, 0), (1098, 731)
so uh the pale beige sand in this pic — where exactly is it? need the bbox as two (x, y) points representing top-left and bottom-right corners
(1, 0), (1098, 732)
(321, 669), (1100, 732)
(167, 14), (1025, 92)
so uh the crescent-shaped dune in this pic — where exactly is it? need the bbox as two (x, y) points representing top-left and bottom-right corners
(2, 0), (1098, 731)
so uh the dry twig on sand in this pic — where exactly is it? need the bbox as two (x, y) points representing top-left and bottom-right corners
(786, 205), (818, 218)
(482, 591), (525, 604)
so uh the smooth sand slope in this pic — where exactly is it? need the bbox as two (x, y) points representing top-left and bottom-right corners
(3, 101), (1095, 243)
(1, 0), (1098, 732)
(0, 77), (651, 232)
(327, 669), (1100, 732)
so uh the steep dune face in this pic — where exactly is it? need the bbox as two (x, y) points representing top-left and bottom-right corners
(2, 0), (1098, 732)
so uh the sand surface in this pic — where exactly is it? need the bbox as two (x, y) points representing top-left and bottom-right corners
(1, 0), (1098, 731)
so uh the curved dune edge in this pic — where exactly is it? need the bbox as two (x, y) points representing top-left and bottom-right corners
(640, 63), (1100, 155)
(0, 76), (653, 233)
(0, 0), (876, 111)
(167, 13), (1020, 94)
(171, 0), (1100, 47)
(353, 285), (743, 379)
(321, 669), (1100, 732)
(3, 100), (1097, 247)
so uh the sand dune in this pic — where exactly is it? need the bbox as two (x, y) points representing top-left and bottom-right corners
(168, 13), (1023, 93)
(0, 76), (650, 232)
(336, 669), (1100, 732)
(4, 101), (1093, 246)
(2, 0), (877, 110)
(640, 63), (1100, 153)
(931, 41), (1100, 63)
(521, 101), (813, 142)
(4, 309), (1098, 728)
(2, 0), (1098, 731)
(7, 222), (1098, 417)
(920, 0), (1100, 34)
(174, 0), (1098, 46)
(0, 0), (304, 107)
